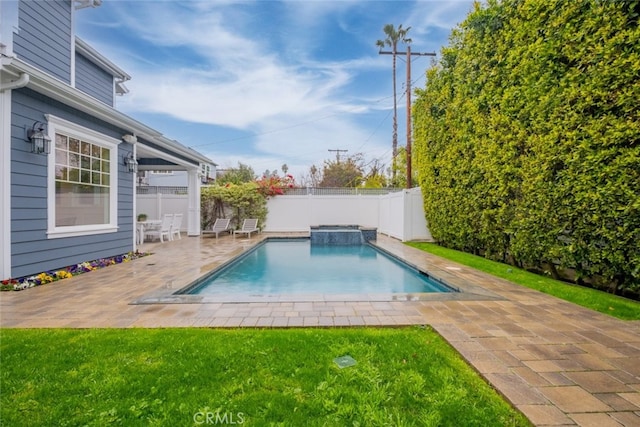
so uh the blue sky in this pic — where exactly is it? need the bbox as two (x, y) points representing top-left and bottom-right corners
(76, 1), (474, 182)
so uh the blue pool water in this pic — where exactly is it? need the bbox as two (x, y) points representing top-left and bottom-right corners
(185, 239), (452, 296)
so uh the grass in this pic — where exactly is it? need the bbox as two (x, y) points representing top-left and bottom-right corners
(0, 327), (530, 426)
(407, 242), (640, 321)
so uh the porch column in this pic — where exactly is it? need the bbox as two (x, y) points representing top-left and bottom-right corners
(187, 168), (201, 236)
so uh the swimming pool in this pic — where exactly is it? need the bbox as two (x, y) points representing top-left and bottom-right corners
(180, 239), (454, 297)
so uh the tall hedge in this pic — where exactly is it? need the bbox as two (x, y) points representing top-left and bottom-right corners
(413, 0), (640, 295)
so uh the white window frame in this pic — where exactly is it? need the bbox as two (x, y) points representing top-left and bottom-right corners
(46, 114), (121, 239)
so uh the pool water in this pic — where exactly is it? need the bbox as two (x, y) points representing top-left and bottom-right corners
(185, 239), (452, 296)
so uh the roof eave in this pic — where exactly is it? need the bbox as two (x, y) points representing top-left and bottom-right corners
(75, 37), (131, 81)
(2, 57), (213, 166)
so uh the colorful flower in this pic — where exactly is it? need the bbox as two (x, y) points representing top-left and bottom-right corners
(0, 251), (151, 292)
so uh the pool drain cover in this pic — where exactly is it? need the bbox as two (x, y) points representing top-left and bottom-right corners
(334, 355), (357, 369)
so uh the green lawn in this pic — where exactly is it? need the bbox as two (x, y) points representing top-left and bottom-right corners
(407, 242), (640, 321)
(1, 327), (530, 426)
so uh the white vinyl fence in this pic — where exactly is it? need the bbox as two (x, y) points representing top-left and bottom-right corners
(264, 187), (432, 241)
(136, 187), (189, 232)
(136, 187), (433, 241)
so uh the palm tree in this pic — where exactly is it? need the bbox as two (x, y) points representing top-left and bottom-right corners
(377, 24), (411, 182)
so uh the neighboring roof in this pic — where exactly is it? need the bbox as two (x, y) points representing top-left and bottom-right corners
(1, 55), (213, 168)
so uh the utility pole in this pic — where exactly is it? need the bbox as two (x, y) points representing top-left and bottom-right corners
(380, 48), (435, 188)
(328, 149), (348, 163)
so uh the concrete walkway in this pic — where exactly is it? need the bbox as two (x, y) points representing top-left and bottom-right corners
(1, 233), (639, 426)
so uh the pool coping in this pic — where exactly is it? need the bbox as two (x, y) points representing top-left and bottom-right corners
(131, 236), (504, 305)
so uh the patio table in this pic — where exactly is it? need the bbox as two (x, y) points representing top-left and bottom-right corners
(137, 220), (162, 244)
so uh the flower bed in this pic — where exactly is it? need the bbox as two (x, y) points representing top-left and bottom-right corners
(0, 251), (151, 291)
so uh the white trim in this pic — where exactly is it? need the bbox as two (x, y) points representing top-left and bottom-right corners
(46, 114), (121, 146)
(0, 89), (11, 278)
(132, 142), (138, 249)
(45, 114), (121, 239)
(47, 225), (119, 239)
(187, 169), (201, 236)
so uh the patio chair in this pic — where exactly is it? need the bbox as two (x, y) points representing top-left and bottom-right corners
(170, 213), (183, 240)
(233, 218), (260, 238)
(145, 214), (173, 243)
(202, 218), (231, 239)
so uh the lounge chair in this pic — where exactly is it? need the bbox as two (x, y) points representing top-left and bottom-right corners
(170, 213), (183, 240)
(233, 218), (260, 238)
(203, 218), (231, 239)
(146, 214), (173, 243)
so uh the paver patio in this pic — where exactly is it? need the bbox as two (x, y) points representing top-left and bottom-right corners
(1, 233), (639, 426)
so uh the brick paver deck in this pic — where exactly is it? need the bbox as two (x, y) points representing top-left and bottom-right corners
(1, 233), (638, 426)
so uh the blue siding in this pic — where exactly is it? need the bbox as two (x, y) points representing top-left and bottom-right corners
(10, 88), (134, 278)
(13, 0), (72, 84)
(75, 52), (115, 106)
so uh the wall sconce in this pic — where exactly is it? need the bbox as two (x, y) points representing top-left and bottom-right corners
(124, 152), (138, 173)
(122, 134), (137, 144)
(26, 121), (52, 154)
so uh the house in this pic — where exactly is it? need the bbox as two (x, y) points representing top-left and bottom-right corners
(0, 0), (213, 280)
(139, 163), (217, 187)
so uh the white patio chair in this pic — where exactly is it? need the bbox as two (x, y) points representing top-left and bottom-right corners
(146, 214), (173, 243)
(233, 218), (260, 238)
(170, 213), (183, 240)
(202, 218), (231, 239)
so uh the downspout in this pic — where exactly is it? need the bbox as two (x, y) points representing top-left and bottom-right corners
(0, 72), (29, 91)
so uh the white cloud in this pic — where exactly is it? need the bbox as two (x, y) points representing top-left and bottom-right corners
(79, 1), (470, 178)
(93, 2), (369, 131)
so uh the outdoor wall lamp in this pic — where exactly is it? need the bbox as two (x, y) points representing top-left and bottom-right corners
(26, 121), (52, 154)
(124, 152), (138, 173)
(122, 134), (137, 144)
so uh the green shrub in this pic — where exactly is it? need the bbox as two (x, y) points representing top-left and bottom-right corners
(201, 183), (267, 230)
(414, 0), (640, 296)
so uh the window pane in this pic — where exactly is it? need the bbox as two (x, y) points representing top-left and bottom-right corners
(69, 138), (80, 153)
(55, 182), (109, 226)
(55, 148), (67, 166)
(69, 153), (80, 168)
(54, 132), (112, 228)
(55, 134), (67, 149)
(55, 165), (65, 180)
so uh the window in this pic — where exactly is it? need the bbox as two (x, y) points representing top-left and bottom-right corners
(46, 115), (120, 238)
(55, 134), (110, 225)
